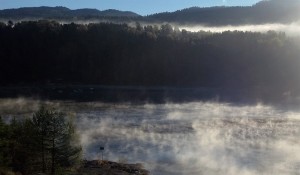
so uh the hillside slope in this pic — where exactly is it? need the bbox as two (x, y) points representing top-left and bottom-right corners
(0, 6), (140, 20)
(147, 0), (300, 25)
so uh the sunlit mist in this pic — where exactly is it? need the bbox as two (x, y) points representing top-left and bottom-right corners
(178, 22), (300, 36)
(1, 98), (299, 175)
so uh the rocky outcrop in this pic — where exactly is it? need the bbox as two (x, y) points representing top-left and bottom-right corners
(74, 160), (150, 175)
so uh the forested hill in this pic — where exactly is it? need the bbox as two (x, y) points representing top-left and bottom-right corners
(0, 6), (140, 20)
(147, 0), (300, 25)
(0, 21), (300, 97)
(1, 0), (300, 25)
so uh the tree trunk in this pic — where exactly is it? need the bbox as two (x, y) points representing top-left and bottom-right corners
(51, 136), (55, 175)
(42, 138), (45, 173)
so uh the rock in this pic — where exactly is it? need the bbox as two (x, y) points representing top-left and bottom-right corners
(76, 160), (150, 175)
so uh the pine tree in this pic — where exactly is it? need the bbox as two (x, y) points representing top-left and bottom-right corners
(4, 117), (38, 174)
(32, 107), (82, 175)
(32, 107), (51, 173)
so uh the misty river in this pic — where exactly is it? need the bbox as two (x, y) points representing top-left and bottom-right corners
(76, 102), (300, 175)
(1, 98), (300, 175)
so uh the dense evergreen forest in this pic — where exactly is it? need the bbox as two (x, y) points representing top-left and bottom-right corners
(0, 21), (300, 96)
(0, 107), (81, 175)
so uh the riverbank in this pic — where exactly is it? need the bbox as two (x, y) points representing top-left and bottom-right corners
(74, 160), (150, 175)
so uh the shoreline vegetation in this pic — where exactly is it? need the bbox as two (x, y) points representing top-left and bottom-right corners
(0, 107), (150, 175)
(1, 20), (300, 103)
(0, 160), (150, 175)
(1, 1), (300, 174)
(0, 107), (81, 175)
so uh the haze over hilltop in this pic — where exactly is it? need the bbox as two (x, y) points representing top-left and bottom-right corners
(0, 0), (300, 25)
(148, 0), (300, 25)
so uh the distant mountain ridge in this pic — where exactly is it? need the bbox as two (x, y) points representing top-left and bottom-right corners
(0, 0), (300, 25)
(0, 6), (140, 19)
(148, 0), (300, 25)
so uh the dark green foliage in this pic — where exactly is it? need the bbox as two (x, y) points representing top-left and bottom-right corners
(0, 116), (10, 168)
(0, 117), (37, 174)
(0, 108), (82, 175)
(32, 107), (49, 173)
(0, 20), (300, 96)
(32, 107), (82, 175)
(8, 118), (39, 174)
(0, 20), (299, 103)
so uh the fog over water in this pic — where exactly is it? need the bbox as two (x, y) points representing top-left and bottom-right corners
(177, 22), (300, 36)
(1, 98), (299, 175)
(75, 102), (300, 175)
(4, 19), (300, 36)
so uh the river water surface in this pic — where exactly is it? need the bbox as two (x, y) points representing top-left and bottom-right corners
(74, 102), (300, 175)
(1, 98), (300, 175)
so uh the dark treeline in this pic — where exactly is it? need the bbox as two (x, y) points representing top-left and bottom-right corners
(0, 107), (81, 175)
(0, 21), (300, 95)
